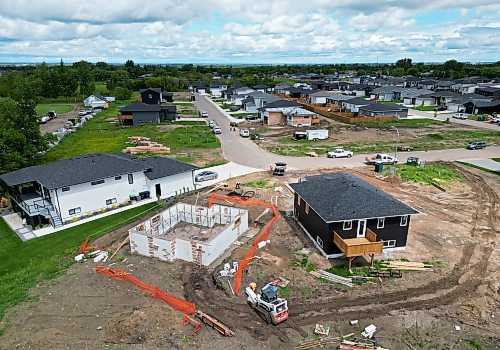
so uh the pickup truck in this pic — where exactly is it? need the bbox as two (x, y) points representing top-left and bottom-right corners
(365, 153), (398, 165)
(326, 148), (353, 158)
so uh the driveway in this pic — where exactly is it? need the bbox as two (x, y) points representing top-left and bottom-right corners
(408, 108), (500, 131)
(193, 162), (262, 189)
(195, 95), (500, 170)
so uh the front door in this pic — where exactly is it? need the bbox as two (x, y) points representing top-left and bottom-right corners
(357, 219), (367, 238)
(155, 184), (161, 197)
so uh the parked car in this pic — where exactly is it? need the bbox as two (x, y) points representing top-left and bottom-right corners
(490, 117), (500, 124)
(229, 121), (238, 127)
(397, 145), (414, 152)
(229, 106), (240, 112)
(78, 109), (87, 116)
(195, 171), (218, 182)
(239, 128), (250, 138)
(201, 111), (209, 117)
(213, 126), (222, 134)
(327, 148), (353, 158)
(208, 120), (217, 128)
(39, 115), (51, 124)
(365, 153), (398, 165)
(245, 115), (260, 121)
(466, 141), (486, 150)
(452, 113), (468, 120)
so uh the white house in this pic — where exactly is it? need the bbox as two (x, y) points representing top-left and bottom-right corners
(342, 97), (371, 112)
(309, 91), (338, 104)
(84, 94), (108, 108)
(0, 153), (197, 229)
(230, 86), (255, 105)
(210, 84), (227, 98)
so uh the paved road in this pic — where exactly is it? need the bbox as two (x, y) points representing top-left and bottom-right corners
(195, 95), (500, 170)
(457, 159), (500, 173)
(408, 108), (500, 131)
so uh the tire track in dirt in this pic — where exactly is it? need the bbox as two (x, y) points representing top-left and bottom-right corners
(182, 165), (497, 342)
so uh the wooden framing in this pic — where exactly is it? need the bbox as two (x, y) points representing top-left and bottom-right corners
(333, 229), (384, 269)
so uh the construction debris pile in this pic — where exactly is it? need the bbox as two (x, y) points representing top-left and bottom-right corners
(123, 136), (170, 154)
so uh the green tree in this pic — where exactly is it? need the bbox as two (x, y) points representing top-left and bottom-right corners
(113, 87), (132, 100)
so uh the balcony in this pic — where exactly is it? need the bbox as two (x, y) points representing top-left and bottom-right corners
(11, 193), (63, 228)
(333, 229), (384, 269)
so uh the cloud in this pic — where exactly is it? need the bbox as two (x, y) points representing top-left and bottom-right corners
(0, 0), (498, 63)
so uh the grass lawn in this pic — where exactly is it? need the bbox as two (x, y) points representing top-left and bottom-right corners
(242, 179), (277, 189)
(0, 201), (162, 330)
(230, 112), (258, 119)
(493, 158), (500, 162)
(386, 164), (464, 185)
(269, 129), (500, 157)
(354, 118), (444, 128)
(173, 102), (194, 106)
(41, 102), (220, 163)
(414, 106), (438, 112)
(36, 104), (74, 116)
(376, 100), (403, 104)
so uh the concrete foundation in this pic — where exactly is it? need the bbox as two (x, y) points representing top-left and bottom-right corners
(129, 203), (249, 266)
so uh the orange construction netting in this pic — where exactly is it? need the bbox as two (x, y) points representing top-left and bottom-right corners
(95, 265), (196, 315)
(208, 193), (280, 295)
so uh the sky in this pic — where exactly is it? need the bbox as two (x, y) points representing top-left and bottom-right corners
(0, 0), (499, 64)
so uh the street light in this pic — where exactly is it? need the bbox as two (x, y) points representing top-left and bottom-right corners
(390, 125), (400, 160)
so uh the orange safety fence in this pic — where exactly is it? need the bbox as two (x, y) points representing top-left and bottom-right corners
(208, 193), (280, 295)
(78, 236), (90, 254)
(95, 265), (196, 315)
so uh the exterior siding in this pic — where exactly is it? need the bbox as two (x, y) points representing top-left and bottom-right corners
(367, 216), (410, 248)
(141, 90), (161, 104)
(267, 111), (286, 125)
(56, 170), (149, 220)
(132, 111), (161, 125)
(146, 171), (195, 199)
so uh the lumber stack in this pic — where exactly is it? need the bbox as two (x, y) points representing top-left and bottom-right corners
(379, 260), (433, 271)
(123, 136), (170, 154)
(310, 270), (354, 287)
(295, 336), (340, 350)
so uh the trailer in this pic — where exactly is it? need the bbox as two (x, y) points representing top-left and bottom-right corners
(293, 129), (329, 141)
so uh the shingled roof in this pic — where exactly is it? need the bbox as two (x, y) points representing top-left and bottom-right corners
(289, 173), (418, 222)
(0, 154), (197, 189)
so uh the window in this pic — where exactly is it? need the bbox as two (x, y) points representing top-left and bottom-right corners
(106, 198), (117, 205)
(128, 174), (134, 184)
(68, 207), (81, 215)
(297, 196), (301, 205)
(91, 179), (105, 186)
(343, 220), (353, 230)
(377, 218), (385, 229)
(316, 236), (323, 248)
(305, 203), (309, 214)
(383, 240), (396, 248)
(61, 187), (70, 192)
(115, 176), (122, 180)
(400, 215), (408, 226)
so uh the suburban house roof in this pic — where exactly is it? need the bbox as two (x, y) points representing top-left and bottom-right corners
(325, 94), (352, 101)
(0, 154), (198, 189)
(359, 103), (408, 112)
(309, 91), (338, 97)
(120, 155), (197, 180)
(247, 91), (281, 102)
(252, 84), (270, 89)
(0, 154), (149, 189)
(466, 100), (500, 108)
(120, 102), (161, 112)
(290, 173), (418, 222)
(344, 97), (371, 105)
(140, 88), (162, 93)
(93, 93), (105, 100)
(371, 86), (405, 94)
(261, 99), (301, 108)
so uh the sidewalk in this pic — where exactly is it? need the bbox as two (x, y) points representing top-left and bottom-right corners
(457, 158), (500, 173)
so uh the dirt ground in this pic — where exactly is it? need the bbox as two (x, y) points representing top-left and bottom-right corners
(39, 103), (82, 135)
(0, 163), (498, 350)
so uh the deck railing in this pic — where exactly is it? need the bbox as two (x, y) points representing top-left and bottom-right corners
(333, 231), (384, 257)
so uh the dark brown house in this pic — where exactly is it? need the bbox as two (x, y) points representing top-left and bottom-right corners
(290, 173), (418, 267)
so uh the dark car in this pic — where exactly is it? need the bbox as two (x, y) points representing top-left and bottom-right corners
(229, 121), (238, 127)
(466, 141), (486, 150)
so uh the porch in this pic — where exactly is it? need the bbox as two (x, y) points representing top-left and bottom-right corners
(11, 193), (63, 228)
(333, 229), (384, 269)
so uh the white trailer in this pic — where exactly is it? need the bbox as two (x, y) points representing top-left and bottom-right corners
(293, 129), (329, 141)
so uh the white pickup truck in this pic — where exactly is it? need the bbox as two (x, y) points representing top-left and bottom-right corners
(365, 153), (398, 165)
(327, 148), (353, 158)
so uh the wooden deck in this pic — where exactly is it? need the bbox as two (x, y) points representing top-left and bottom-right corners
(333, 229), (384, 258)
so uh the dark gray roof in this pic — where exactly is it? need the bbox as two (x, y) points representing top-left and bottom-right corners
(0, 154), (149, 189)
(263, 99), (301, 108)
(252, 84), (270, 89)
(344, 97), (371, 105)
(120, 102), (161, 112)
(0, 153), (198, 189)
(359, 103), (408, 112)
(130, 156), (197, 180)
(290, 173), (418, 222)
(140, 88), (162, 93)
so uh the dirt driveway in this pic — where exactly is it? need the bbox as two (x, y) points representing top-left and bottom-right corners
(0, 164), (498, 350)
(40, 103), (82, 135)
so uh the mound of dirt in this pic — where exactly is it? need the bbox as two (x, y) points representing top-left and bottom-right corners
(103, 304), (182, 345)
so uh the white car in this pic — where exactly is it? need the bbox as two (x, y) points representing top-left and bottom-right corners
(452, 113), (467, 120)
(201, 111), (209, 117)
(327, 148), (353, 158)
(239, 128), (250, 138)
(208, 120), (217, 128)
(213, 126), (222, 134)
